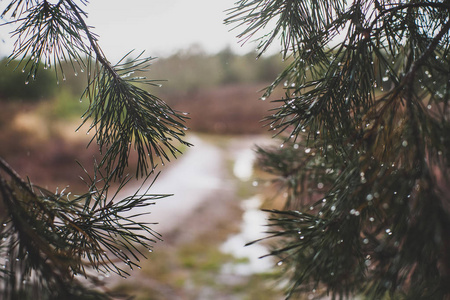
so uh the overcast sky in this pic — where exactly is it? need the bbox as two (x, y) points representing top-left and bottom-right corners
(0, 0), (259, 60)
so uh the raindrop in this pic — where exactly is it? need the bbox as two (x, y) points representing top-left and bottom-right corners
(305, 148), (311, 153)
(277, 261), (283, 266)
(299, 236), (305, 240)
(317, 182), (324, 189)
(331, 205), (336, 211)
(293, 144), (299, 149)
(402, 140), (408, 147)
(369, 217), (375, 222)
(427, 104), (432, 109)
(25, 81), (29, 85)
(363, 238), (369, 244)
(382, 76), (389, 82)
(366, 194), (373, 201)
(385, 228), (392, 235)
(280, 144), (284, 148)
(252, 181), (258, 187)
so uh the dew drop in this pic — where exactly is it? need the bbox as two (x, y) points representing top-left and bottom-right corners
(305, 148), (311, 154)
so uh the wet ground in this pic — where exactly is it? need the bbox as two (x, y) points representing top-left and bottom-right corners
(105, 133), (285, 300)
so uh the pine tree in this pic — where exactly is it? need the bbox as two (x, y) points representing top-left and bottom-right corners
(0, 1), (190, 299)
(227, 0), (450, 299)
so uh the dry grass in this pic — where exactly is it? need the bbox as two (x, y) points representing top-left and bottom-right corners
(165, 83), (283, 135)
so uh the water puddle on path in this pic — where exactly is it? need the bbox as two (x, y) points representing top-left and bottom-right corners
(220, 195), (273, 275)
(220, 145), (274, 276)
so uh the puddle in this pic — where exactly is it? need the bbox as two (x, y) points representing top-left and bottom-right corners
(232, 148), (255, 181)
(221, 146), (274, 276)
(220, 196), (273, 275)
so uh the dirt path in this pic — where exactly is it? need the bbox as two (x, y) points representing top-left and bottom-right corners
(117, 134), (276, 237)
(104, 134), (284, 299)
(117, 134), (235, 236)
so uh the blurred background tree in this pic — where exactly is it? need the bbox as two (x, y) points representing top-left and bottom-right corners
(0, 1), (190, 299)
(227, 0), (450, 299)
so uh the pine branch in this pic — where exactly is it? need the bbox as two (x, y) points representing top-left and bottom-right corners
(230, 0), (450, 298)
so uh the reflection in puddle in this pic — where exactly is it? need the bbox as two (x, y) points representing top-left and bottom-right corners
(220, 196), (273, 276)
(232, 148), (255, 181)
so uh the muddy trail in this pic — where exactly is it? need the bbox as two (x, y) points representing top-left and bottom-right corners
(105, 134), (285, 300)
